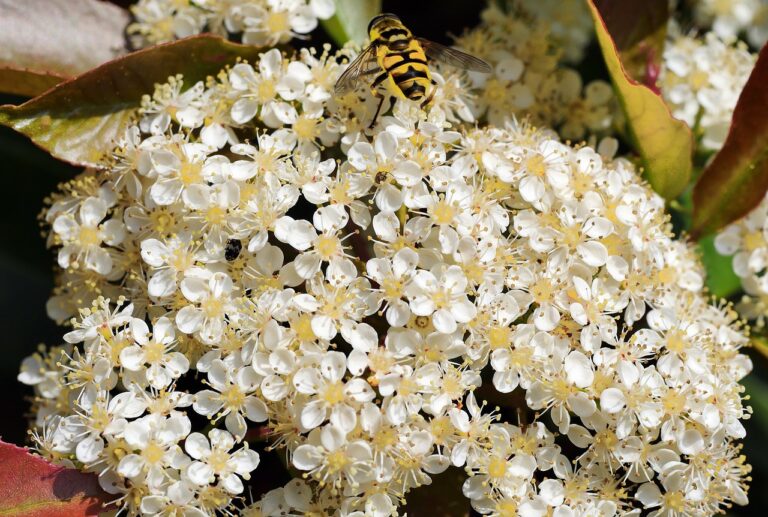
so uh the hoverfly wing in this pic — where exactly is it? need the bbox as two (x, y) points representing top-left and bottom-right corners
(334, 45), (380, 95)
(417, 38), (492, 73)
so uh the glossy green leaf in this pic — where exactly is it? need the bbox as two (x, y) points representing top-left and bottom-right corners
(0, 440), (108, 516)
(698, 234), (741, 299)
(691, 45), (768, 239)
(588, 0), (694, 200)
(321, 0), (382, 46)
(0, 0), (130, 96)
(0, 35), (264, 167)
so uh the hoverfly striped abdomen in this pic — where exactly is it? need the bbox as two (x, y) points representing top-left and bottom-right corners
(370, 15), (433, 103)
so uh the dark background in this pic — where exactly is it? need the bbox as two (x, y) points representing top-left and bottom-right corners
(1, 0), (765, 513)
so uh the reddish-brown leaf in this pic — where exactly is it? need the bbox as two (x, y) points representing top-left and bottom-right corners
(0, 67), (68, 97)
(0, 0), (130, 96)
(0, 35), (265, 167)
(0, 440), (109, 516)
(691, 44), (768, 238)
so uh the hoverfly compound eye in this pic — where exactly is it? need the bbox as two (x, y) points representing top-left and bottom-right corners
(368, 13), (401, 34)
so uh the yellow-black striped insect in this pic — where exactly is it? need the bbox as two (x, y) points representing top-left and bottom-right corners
(335, 13), (491, 128)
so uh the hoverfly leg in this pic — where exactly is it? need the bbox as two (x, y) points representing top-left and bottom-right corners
(369, 90), (386, 129)
(368, 72), (391, 129)
(420, 83), (437, 109)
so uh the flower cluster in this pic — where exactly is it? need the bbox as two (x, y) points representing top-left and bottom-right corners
(20, 34), (751, 517)
(455, 1), (616, 140)
(660, 30), (756, 151)
(692, 0), (768, 49)
(128, 0), (335, 48)
(515, 0), (594, 63)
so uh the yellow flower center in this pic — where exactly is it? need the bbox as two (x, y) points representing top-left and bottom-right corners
(372, 426), (398, 449)
(431, 200), (456, 225)
(170, 248), (193, 272)
(179, 161), (202, 185)
(744, 230), (765, 252)
(293, 116), (319, 141)
(381, 277), (404, 300)
(488, 456), (508, 479)
(326, 449), (349, 474)
(265, 11), (290, 34)
(496, 501), (518, 517)
(665, 331), (687, 354)
(144, 340), (166, 363)
(525, 154), (547, 178)
(221, 385), (246, 411)
(257, 80), (276, 102)
(292, 314), (316, 342)
(205, 206), (226, 225)
(201, 297), (225, 319)
(662, 390), (686, 415)
(663, 490), (686, 512)
(143, 441), (165, 465)
(531, 278), (554, 304)
(315, 234), (340, 260)
(429, 416), (452, 445)
(78, 226), (101, 247)
(208, 449), (230, 473)
(149, 208), (177, 235)
(488, 326), (512, 350)
(322, 381), (345, 405)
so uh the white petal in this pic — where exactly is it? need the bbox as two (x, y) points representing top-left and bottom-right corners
(564, 351), (594, 388)
(600, 387), (626, 413)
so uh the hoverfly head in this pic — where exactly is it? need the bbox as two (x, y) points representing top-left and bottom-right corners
(368, 13), (402, 37)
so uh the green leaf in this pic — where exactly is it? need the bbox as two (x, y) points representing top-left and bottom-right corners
(321, 0), (382, 46)
(752, 337), (768, 362)
(0, 0), (130, 96)
(0, 439), (109, 516)
(742, 376), (768, 431)
(0, 35), (265, 167)
(587, 0), (694, 200)
(690, 45), (768, 239)
(698, 234), (741, 299)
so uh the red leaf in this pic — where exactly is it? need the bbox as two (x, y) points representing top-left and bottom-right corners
(0, 35), (265, 167)
(0, 440), (109, 517)
(691, 44), (768, 238)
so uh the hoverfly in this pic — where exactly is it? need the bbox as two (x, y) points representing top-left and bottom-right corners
(334, 13), (491, 128)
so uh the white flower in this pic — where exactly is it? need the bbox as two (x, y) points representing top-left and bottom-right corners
(116, 413), (191, 488)
(141, 233), (201, 298)
(185, 429), (260, 493)
(292, 425), (374, 487)
(176, 271), (237, 344)
(53, 197), (124, 275)
(193, 359), (268, 439)
(293, 351), (375, 432)
(120, 317), (189, 389)
(407, 265), (477, 334)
